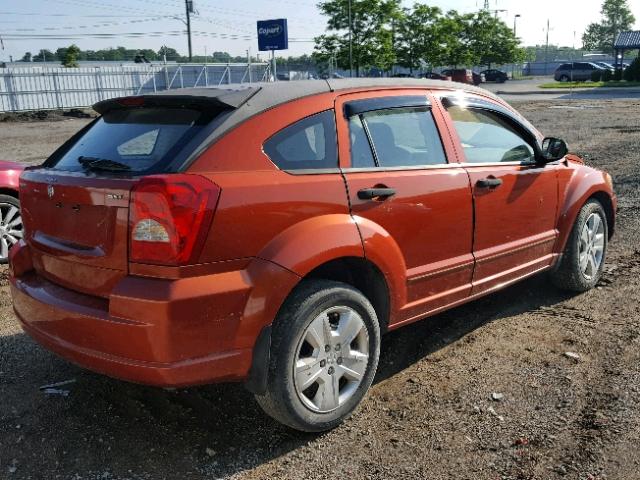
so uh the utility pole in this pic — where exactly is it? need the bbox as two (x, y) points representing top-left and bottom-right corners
(544, 19), (550, 75)
(512, 14), (521, 79)
(348, 0), (353, 77)
(513, 14), (521, 36)
(185, 0), (193, 62)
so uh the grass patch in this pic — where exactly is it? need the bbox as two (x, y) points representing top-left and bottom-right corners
(539, 81), (640, 89)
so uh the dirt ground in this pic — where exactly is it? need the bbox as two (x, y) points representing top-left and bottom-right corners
(0, 100), (639, 480)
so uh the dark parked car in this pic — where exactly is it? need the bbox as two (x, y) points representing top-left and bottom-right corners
(480, 69), (508, 83)
(554, 62), (607, 82)
(422, 72), (448, 80)
(441, 69), (484, 86)
(11, 79), (616, 432)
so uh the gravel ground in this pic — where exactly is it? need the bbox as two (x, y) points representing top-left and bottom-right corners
(0, 100), (639, 480)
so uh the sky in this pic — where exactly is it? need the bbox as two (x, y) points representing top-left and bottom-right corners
(0, 0), (638, 62)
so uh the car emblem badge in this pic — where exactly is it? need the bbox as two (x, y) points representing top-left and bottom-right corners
(47, 185), (55, 199)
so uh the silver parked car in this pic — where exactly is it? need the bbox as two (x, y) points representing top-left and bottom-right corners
(554, 62), (607, 82)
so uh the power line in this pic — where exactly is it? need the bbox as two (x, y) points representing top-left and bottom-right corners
(0, 16), (172, 32)
(0, 12), (153, 18)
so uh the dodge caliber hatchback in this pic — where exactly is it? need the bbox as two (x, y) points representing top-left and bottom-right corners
(11, 79), (616, 432)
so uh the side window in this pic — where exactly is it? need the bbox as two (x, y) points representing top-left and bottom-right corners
(264, 110), (338, 170)
(117, 129), (159, 156)
(347, 107), (447, 168)
(447, 106), (535, 164)
(348, 115), (376, 168)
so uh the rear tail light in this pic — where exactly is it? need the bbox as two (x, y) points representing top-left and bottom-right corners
(129, 174), (220, 266)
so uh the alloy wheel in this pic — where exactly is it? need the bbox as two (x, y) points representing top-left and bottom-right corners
(0, 202), (22, 261)
(294, 306), (369, 413)
(578, 212), (605, 280)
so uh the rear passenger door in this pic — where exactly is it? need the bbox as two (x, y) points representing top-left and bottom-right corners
(335, 91), (474, 325)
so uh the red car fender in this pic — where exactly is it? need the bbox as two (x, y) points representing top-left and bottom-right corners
(554, 164), (616, 255)
(352, 215), (407, 324)
(0, 161), (25, 193)
(256, 213), (365, 277)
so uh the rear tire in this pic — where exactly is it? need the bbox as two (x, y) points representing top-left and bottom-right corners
(255, 280), (381, 432)
(0, 194), (22, 264)
(551, 199), (608, 292)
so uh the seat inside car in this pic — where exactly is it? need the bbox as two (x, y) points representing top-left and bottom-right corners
(367, 122), (412, 167)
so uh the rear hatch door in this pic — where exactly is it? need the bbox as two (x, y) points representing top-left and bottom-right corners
(20, 99), (235, 298)
(20, 170), (134, 298)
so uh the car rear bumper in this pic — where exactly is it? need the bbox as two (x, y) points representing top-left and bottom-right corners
(10, 243), (298, 387)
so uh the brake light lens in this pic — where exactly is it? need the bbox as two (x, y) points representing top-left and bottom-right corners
(129, 174), (220, 265)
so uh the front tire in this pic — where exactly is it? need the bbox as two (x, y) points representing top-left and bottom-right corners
(551, 199), (608, 292)
(559, 75), (570, 82)
(255, 280), (381, 432)
(0, 194), (22, 264)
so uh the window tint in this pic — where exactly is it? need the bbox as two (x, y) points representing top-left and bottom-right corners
(264, 110), (337, 170)
(447, 106), (535, 164)
(52, 108), (214, 173)
(353, 107), (446, 168)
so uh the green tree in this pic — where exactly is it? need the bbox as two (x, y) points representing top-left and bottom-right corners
(395, 3), (444, 72)
(21, 52), (32, 62)
(439, 11), (474, 67)
(61, 44), (80, 68)
(465, 11), (525, 68)
(33, 49), (54, 62)
(314, 0), (401, 75)
(158, 46), (181, 62)
(583, 0), (636, 54)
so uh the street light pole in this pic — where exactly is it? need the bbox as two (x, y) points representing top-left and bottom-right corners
(348, 0), (353, 77)
(544, 18), (550, 75)
(512, 14), (521, 79)
(185, 0), (193, 62)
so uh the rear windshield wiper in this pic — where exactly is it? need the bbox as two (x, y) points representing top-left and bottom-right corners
(78, 156), (131, 172)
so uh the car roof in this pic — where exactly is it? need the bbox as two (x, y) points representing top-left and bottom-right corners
(94, 78), (496, 144)
(217, 79), (492, 140)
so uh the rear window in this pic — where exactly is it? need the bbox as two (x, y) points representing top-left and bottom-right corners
(50, 107), (214, 174)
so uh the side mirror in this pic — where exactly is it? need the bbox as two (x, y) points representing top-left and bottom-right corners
(540, 137), (568, 162)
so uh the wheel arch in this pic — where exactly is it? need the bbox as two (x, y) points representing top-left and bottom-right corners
(0, 188), (19, 200)
(555, 183), (616, 254)
(245, 214), (404, 394)
(245, 255), (391, 395)
(589, 191), (615, 239)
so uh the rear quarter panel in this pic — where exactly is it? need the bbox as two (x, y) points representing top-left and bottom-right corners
(187, 92), (359, 269)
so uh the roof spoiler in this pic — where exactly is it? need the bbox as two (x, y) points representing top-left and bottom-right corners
(93, 86), (262, 115)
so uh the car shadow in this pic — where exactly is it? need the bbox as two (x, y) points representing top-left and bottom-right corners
(0, 274), (574, 478)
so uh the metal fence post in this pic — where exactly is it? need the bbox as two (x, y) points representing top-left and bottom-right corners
(4, 68), (19, 112)
(52, 70), (62, 110)
(95, 67), (103, 101)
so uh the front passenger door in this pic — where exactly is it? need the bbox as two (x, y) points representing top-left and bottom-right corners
(443, 100), (560, 295)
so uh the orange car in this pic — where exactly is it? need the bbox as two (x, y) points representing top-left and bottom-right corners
(10, 79), (616, 431)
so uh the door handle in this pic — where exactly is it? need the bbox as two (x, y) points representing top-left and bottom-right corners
(476, 178), (503, 189)
(357, 188), (396, 200)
